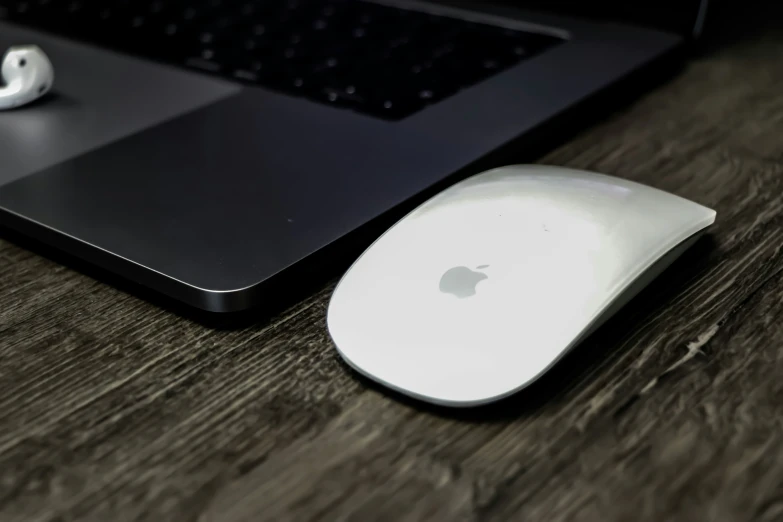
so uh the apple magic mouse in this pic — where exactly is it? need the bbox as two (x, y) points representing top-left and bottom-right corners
(326, 165), (716, 407)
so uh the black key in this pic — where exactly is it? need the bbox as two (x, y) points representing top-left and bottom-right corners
(310, 87), (361, 110)
(367, 96), (422, 120)
(231, 59), (277, 83)
(186, 56), (222, 73)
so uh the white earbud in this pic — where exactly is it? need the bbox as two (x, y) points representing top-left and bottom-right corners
(0, 45), (54, 110)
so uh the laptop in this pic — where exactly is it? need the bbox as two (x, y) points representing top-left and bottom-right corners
(0, 0), (708, 316)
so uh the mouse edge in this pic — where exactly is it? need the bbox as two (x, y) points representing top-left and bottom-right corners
(328, 339), (528, 408)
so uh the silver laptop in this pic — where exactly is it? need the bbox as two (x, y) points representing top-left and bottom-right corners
(0, 0), (708, 316)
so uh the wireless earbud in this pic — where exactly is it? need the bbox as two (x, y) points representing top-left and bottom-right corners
(0, 45), (54, 110)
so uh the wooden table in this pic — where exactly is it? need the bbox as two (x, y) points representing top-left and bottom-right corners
(3, 11), (783, 522)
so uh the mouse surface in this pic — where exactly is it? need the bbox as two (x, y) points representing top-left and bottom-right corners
(327, 165), (716, 407)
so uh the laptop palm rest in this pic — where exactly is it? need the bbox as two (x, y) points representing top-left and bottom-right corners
(0, 22), (239, 187)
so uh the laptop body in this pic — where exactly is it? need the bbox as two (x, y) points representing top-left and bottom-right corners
(0, 0), (706, 315)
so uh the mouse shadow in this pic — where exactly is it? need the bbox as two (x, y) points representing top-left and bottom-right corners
(336, 234), (719, 424)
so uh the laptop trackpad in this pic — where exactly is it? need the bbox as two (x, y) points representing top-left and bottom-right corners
(0, 22), (240, 186)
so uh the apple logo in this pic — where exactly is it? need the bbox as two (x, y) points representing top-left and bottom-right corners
(439, 265), (489, 298)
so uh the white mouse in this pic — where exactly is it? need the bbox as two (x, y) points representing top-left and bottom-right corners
(326, 165), (716, 407)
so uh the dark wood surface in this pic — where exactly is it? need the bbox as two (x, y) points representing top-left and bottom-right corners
(3, 11), (783, 522)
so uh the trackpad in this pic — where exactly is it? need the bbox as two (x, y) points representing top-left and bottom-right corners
(0, 22), (240, 186)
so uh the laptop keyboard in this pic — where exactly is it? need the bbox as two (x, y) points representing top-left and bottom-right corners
(0, 0), (564, 120)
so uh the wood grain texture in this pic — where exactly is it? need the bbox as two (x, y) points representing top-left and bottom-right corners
(3, 11), (783, 522)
